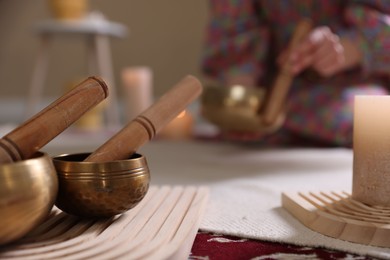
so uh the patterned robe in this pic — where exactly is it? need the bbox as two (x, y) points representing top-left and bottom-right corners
(202, 0), (390, 146)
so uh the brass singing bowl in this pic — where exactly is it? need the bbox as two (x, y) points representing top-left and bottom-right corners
(53, 153), (150, 218)
(201, 85), (285, 133)
(0, 152), (58, 245)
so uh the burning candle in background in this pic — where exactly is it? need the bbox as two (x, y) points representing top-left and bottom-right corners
(158, 109), (194, 140)
(352, 95), (390, 207)
(121, 66), (153, 121)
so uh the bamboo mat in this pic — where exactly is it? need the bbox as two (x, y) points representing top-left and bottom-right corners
(0, 186), (208, 260)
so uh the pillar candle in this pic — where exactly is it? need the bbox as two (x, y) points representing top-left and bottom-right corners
(352, 95), (390, 206)
(121, 67), (153, 121)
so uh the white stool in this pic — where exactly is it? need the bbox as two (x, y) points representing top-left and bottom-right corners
(27, 13), (127, 129)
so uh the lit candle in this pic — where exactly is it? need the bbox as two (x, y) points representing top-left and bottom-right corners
(352, 95), (390, 206)
(158, 110), (194, 140)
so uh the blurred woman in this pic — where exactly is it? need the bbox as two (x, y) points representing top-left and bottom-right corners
(202, 1), (390, 147)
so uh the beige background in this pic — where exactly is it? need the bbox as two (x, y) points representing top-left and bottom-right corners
(0, 0), (209, 98)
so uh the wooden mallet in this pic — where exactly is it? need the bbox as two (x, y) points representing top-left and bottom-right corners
(0, 76), (108, 164)
(85, 75), (203, 163)
(262, 19), (313, 125)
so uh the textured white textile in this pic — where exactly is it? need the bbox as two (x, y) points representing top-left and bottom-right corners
(138, 140), (390, 259)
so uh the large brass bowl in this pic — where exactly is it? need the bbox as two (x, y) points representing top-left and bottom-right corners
(53, 153), (150, 218)
(201, 85), (284, 133)
(0, 152), (58, 245)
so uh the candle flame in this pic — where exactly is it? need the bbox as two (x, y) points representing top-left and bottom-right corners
(177, 110), (186, 119)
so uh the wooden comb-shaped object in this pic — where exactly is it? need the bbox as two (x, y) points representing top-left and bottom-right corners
(0, 186), (209, 260)
(282, 191), (390, 248)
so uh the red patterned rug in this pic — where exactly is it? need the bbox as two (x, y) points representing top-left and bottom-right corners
(190, 232), (376, 260)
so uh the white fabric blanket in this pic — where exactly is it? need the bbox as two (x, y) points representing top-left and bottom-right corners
(137, 140), (390, 260)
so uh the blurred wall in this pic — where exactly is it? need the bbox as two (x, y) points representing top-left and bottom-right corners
(0, 0), (209, 98)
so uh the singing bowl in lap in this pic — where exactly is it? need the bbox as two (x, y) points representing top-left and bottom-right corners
(201, 85), (285, 133)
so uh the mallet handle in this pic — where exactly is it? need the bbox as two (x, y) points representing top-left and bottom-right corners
(262, 19), (313, 125)
(0, 76), (108, 163)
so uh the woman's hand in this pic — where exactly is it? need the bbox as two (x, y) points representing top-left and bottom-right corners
(278, 26), (362, 77)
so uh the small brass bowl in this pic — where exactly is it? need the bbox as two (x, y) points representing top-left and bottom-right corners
(53, 153), (150, 218)
(0, 152), (58, 245)
(201, 85), (284, 133)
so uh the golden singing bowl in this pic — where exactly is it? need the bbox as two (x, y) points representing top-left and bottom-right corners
(53, 153), (150, 218)
(0, 152), (58, 245)
(201, 85), (284, 133)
